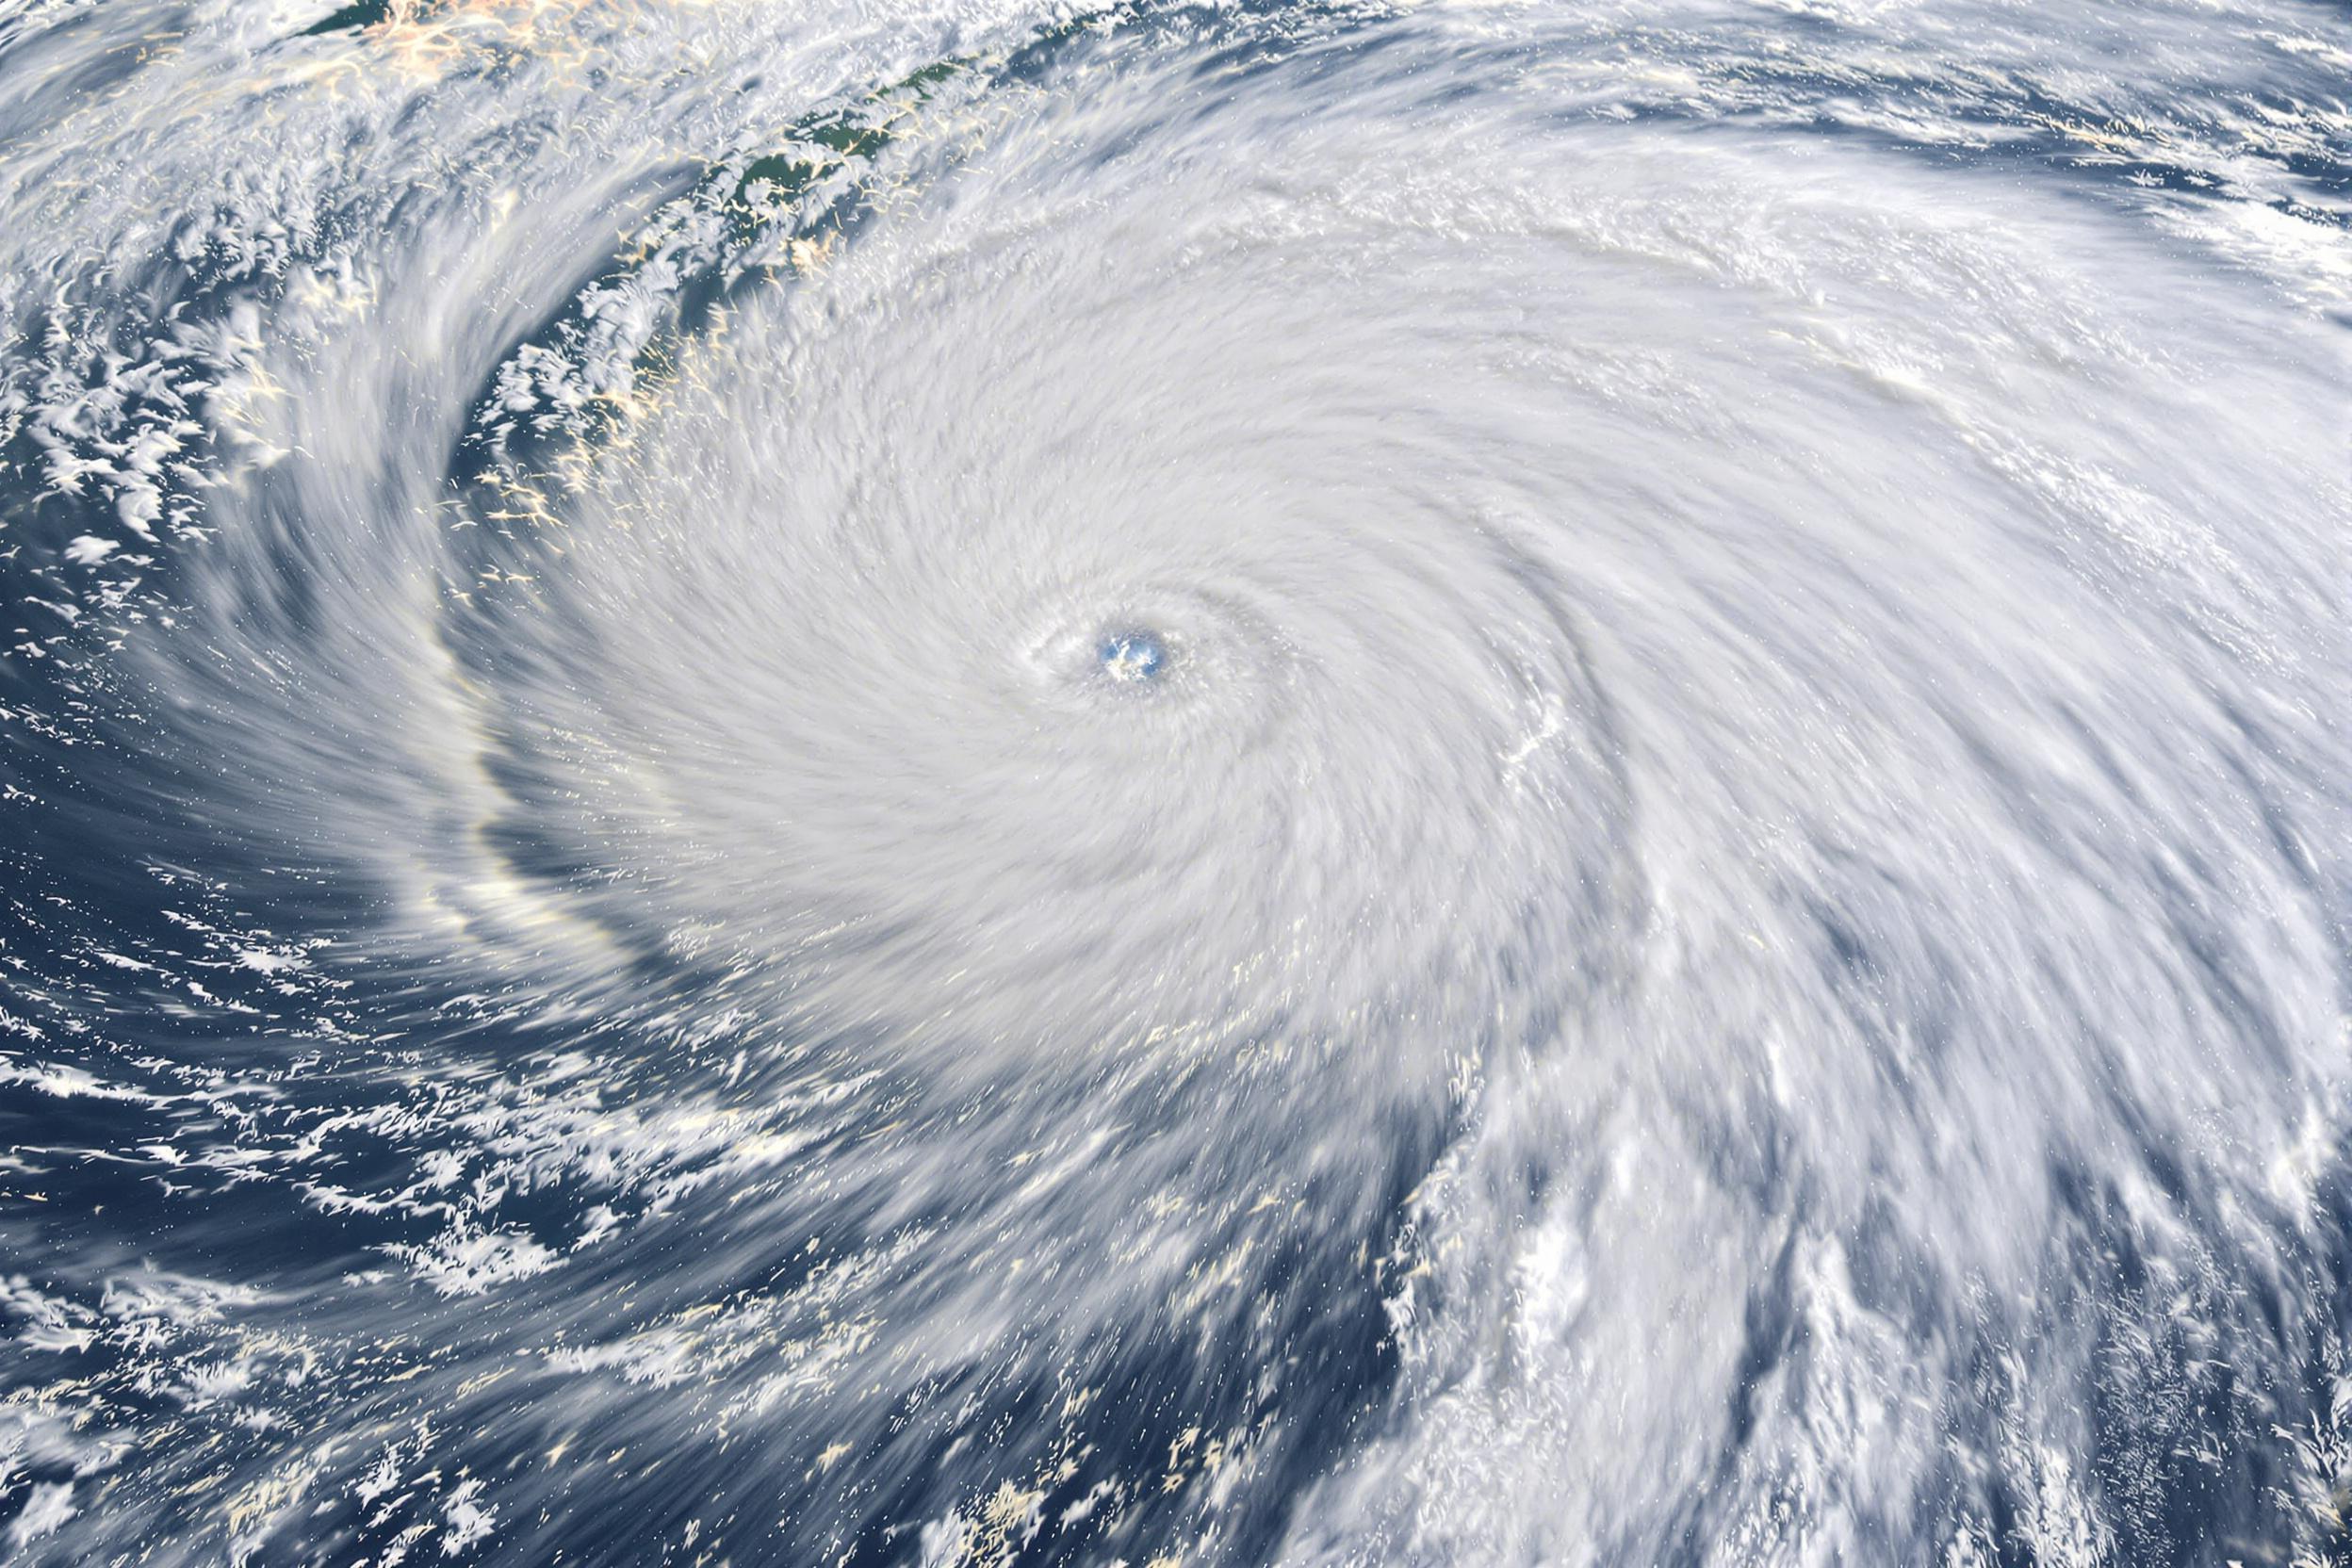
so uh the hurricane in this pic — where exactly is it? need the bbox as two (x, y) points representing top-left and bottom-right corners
(0, 0), (2347, 1562)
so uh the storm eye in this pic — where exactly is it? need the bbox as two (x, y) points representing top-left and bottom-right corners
(1098, 630), (1168, 685)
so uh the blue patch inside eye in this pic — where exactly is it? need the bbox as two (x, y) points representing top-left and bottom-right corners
(1098, 631), (1167, 683)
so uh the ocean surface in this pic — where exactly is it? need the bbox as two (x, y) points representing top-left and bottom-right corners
(1, 0), (2348, 1562)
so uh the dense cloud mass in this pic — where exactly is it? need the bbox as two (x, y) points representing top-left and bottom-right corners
(0, 0), (2348, 1562)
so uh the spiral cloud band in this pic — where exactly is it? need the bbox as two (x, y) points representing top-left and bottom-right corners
(0, 0), (2347, 1562)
